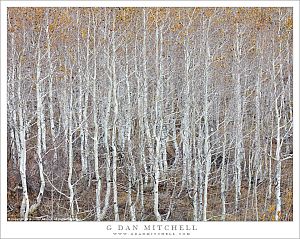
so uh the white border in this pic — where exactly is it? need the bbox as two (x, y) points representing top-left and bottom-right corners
(1, 1), (299, 239)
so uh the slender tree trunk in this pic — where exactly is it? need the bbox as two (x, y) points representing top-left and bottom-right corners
(99, 10), (112, 221)
(10, 31), (29, 221)
(180, 38), (191, 194)
(197, 125), (204, 221)
(273, 12), (284, 220)
(67, 68), (75, 221)
(46, 12), (58, 219)
(134, 30), (147, 189)
(30, 36), (45, 214)
(193, 142), (199, 221)
(18, 66), (29, 220)
(233, 23), (244, 213)
(111, 12), (119, 221)
(83, 12), (91, 184)
(203, 22), (212, 221)
(19, 113), (29, 220)
(92, 14), (101, 221)
(274, 96), (282, 221)
(221, 115), (227, 221)
(142, 8), (154, 187)
(203, 83), (211, 221)
(124, 31), (136, 221)
(127, 170), (136, 221)
(77, 11), (88, 177)
(253, 46), (263, 221)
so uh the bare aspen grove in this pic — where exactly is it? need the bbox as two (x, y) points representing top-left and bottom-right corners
(7, 7), (293, 221)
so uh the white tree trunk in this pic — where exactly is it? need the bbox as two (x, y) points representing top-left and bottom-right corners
(92, 14), (101, 221)
(203, 22), (212, 221)
(233, 23), (244, 213)
(83, 12), (91, 182)
(193, 144), (199, 221)
(99, 11), (112, 220)
(274, 108), (282, 221)
(77, 11), (88, 177)
(221, 116), (227, 221)
(46, 13), (58, 219)
(253, 43), (263, 220)
(111, 12), (119, 221)
(30, 38), (45, 214)
(180, 38), (191, 193)
(18, 72), (29, 220)
(67, 70), (75, 220)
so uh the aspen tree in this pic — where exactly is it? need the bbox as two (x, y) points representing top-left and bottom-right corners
(29, 24), (45, 214)
(91, 11), (101, 221)
(100, 8), (112, 221)
(233, 18), (244, 213)
(111, 10), (120, 221)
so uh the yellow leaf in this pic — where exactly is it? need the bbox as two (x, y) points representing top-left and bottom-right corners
(81, 29), (87, 39)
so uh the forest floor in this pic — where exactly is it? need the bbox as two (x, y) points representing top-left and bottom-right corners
(7, 159), (293, 221)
